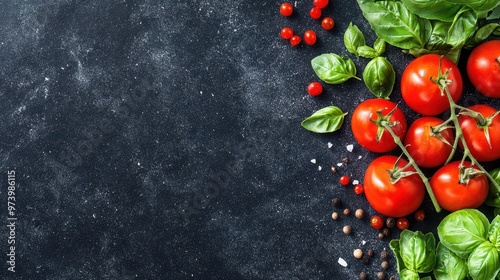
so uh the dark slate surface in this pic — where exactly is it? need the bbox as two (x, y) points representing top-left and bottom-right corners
(1, 1), (498, 279)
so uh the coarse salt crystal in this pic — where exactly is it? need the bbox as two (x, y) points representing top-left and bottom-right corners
(311, 159), (316, 164)
(352, 180), (359, 185)
(346, 144), (354, 152)
(318, 166), (322, 171)
(327, 142), (333, 148)
(337, 162), (343, 167)
(338, 257), (348, 267)
(361, 240), (367, 245)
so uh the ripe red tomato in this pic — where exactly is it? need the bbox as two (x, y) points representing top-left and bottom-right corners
(321, 17), (334, 30)
(430, 160), (489, 212)
(307, 82), (323, 96)
(280, 2), (293, 17)
(458, 104), (500, 162)
(396, 218), (410, 230)
(313, 0), (329, 9)
(401, 54), (463, 116)
(280, 27), (294, 40)
(403, 116), (454, 168)
(364, 155), (425, 217)
(303, 30), (317, 45)
(309, 7), (322, 19)
(466, 40), (500, 98)
(351, 99), (407, 153)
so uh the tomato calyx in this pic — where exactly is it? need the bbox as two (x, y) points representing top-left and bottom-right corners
(458, 163), (485, 186)
(430, 124), (454, 147)
(387, 155), (417, 184)
(371, 106), (400, 143)
(459, 108), (500, 149)
(429, 56), (453, 97)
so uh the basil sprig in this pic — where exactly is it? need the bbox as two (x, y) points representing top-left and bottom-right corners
(311, 53), (360, 84)
(362, 56), (395, 99)
(301, 106), (347, 133)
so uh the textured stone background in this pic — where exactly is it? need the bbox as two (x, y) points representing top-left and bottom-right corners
(0, 0), (498, 279)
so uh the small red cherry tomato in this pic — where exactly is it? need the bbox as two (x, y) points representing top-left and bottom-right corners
(307, 82), (323, 96)
(313, 0), (329, 9)
(303, 30), (317, 45)
(289, 35), (301, 47)
(309, 7), (322, 19)
(280, 27), (294, 40)
(280, 2), (294, 17)
(466, 40), (500, 98)
(339, 175), (350, 186)
(370, 215), (384, 230)
(397, 218), (410, 230)
(321, 17), (334, 30)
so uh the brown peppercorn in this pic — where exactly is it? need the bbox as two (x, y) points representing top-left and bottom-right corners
(331, 212), (339, 220)
(380, 250), (388, 259)
(355, 209), (365, 219)
(389, 277), (395, 280)
(359, 271), (367, 280)
(366, 249), (374, 257)
(386, 217), (396, 228)
(343, 225), (352, 235)
(342, 156), (349, 163)
(353, 248), (363, 259)
(362, 255), (371, 264)
(331, 166), (337, 173)
(381, 260), (389, 270)
(378, 232), (385, 239)
(377, 271), (386, 279)
(343, 208), (351, 216)
(382, 228), (390, 237)
(331, 197), (342, 208)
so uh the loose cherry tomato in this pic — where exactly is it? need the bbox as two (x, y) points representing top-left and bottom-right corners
(303, 30), (317, 45)
(370, 215), (384, 230)
(401, 54), (463, 116)
(458, 104), (500, 162)
(280, 27), (294, 40)
(466, 40), (500, 98)
(313, 0), (329, 9)
(430, 160), (489, 212)
(280, 2), (294, 17)
(289, 35), (301, 47)
(364, 155), (425, 217)
(414, 210), (425, 222)
(403, 116), (454, 168)
(397, 218), (410, 230)
(321, 17), (334, 30)
(354, 184), (364, 195)
(307, 82), (323, 96)
(351, 98), (407, 153)
(339, 175), (350, 186)
(309, 7), (322, 19)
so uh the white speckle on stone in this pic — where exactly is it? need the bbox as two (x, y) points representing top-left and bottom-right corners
(338, 257), (348, 267)
(346, 144), (354, 152)
(311, 159), (316, 164)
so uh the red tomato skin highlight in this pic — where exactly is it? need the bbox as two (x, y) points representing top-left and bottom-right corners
(466, 40), (500, 98)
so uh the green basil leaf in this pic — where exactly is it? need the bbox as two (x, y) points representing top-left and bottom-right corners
(487, 4), (500, 20)
(373, 37), (386, 56)
(357, 46), (377, 59)
(362, 56), (395, 99)
(488, 214), (500, 249)
(390, 239), (407, 273)
(401, 0), (464, 22)
(311, 53), (360, 84)
(434, 243), (468, 280)
(465, 23), (500, 49)
(357, 0), (431, 49)
(400, 268), (420, 280)
(446, 7), (478, 48)
(399, 230), (436, 273)
(438, 209), (490, 258)
(301, 106), (348, 133)
(468, 241), (500, 280)
(446, 0), (499, 14)
(344, 22), (366, 56)
(487, 167), (500, 208)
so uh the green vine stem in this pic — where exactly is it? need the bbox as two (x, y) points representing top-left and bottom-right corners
(381, 121), (442, 213)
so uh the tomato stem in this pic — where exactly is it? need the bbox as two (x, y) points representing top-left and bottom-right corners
(381, 122), (442, 213)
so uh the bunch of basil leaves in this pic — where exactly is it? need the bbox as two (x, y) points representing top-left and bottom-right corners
(357, 0), (500, 63)
(390, 209), (500, 280)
